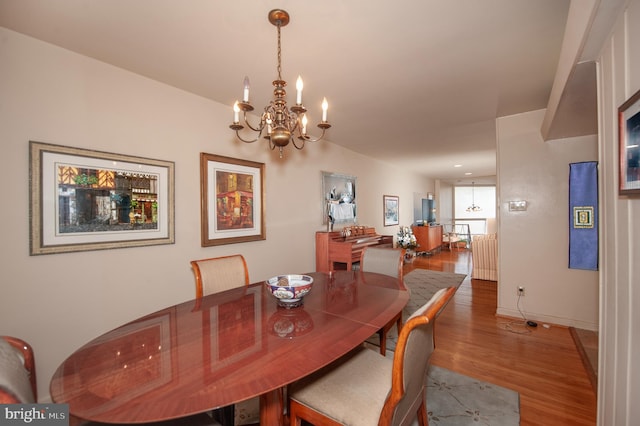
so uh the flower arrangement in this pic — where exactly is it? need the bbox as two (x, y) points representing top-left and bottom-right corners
(397, 225), (418, 250)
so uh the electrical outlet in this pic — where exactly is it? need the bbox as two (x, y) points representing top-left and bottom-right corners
(518, 286), (525, 297)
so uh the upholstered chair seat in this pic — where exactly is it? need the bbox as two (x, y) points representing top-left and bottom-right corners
(290, 346), (393, 425)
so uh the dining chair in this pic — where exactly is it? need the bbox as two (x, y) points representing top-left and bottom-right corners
(359, 246), (406, 355)
(0, 336), (215, 426)
(190, 254), (258, 426)
(288, 286), (457, 426)
(0, 336), (36, 403)
(191, 254), (250, 298)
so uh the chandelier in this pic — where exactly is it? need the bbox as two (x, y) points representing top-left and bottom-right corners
(230, 9), (331, 158)
(466, 182), (482, 212)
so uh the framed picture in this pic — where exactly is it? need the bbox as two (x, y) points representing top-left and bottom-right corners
(200, 153), (265, 246)
(29, 141), (175, 255)
(619, 88), (640, 195)
(383, 195), (399, 226)
(322, 171), (357, 225)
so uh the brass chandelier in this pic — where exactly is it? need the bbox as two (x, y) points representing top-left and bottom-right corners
(229, 9), (331, 158)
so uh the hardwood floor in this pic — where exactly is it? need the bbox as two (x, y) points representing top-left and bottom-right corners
(407, 249), (597, 426)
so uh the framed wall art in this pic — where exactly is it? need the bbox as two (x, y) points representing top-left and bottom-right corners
(383, 195), (399, 226)
(200, 153), (265, 246)
(29, 141), (175, 255)
(619, 88), (640, 195)
(322, 171), (357, 226)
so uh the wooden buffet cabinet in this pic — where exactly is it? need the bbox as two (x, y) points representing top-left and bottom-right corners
(411, 224), (443, 254)
(316, 227), (393, 272)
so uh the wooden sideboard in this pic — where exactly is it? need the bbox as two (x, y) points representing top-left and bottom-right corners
(411, 224), (443, 254)
(316, 227), (393, 272)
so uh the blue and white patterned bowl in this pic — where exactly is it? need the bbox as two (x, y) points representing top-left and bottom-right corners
(266, 274), (314, 308)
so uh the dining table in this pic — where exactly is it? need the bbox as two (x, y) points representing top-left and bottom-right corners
(49, 270), (409, 425)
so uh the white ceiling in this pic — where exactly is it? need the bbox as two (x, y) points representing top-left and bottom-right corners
(0, 0), (613, 181)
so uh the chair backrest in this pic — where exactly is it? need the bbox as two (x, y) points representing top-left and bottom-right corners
(191, 254), (249, 298)
(360, 247), (405, 282)
(379, 286), (457, 426)
(0, 336), (36, 403)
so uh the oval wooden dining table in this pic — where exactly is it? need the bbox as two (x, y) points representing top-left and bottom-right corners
(50, 270), (409, 425)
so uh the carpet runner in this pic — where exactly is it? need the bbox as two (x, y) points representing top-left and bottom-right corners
(426, 365), (520, 425)
(372, 268), (467, 352)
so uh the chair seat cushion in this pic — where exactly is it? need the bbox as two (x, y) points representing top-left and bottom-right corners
(289, 346), (392, 426)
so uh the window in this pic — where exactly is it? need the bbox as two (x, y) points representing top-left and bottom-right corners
(454, 185), (496, 236)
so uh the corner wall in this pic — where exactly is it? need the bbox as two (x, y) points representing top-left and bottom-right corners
(595, 1), (640, 423)
(496, 109), (598, 329)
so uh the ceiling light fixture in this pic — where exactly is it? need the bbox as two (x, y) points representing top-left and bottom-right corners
(466, 181), (482, 212)
(230, 9), (331, 158)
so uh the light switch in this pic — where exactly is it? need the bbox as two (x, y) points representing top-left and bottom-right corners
(508, 200), (527, 211)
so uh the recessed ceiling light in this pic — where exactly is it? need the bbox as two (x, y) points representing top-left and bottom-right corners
(454, 164), (462, 168)
(465, 172), (472, 175)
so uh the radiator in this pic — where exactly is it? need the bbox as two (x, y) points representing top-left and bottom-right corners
(472, 234), (497, 281)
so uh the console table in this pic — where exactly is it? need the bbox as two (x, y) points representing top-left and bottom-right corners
(316, 227), (393, 272)
(411, 224), (443, 254)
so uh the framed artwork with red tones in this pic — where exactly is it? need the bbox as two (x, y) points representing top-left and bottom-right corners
(200, 153), (265, 246)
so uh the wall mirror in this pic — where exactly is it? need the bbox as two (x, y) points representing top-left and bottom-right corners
(322, 171), (357, 226)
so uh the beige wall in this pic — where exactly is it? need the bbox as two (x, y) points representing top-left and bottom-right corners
(496, 109), (599, 329)
(0, 27), (433, 401)
(596, 1), (640, 424)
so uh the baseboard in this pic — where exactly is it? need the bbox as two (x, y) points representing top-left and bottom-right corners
(495, 308), (597, 330)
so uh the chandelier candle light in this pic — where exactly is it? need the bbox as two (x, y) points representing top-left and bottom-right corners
(230, 9), (331, 158)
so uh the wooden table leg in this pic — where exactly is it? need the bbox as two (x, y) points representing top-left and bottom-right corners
(260, 388), (284, 426)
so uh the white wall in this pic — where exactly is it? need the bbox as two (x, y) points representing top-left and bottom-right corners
(0, 28), (433, 401)
(496, 109), (599, 329)
(596, 1), (640, 424)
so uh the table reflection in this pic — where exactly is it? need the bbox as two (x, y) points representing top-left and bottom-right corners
(201, 285), (266, 381)
(268, 308), (314, 339)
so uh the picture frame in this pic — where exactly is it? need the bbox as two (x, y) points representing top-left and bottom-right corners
(383, 195), (399, 226)
(322, 171), (357, 225)
(29, 141), (175, 255)
(618, 88), (640, 195)
(200, 153), (265, 246)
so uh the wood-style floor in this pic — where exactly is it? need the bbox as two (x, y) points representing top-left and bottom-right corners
(407, 249), (597, 426)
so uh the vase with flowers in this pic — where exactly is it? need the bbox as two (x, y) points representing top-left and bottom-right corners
(397, 225), (418, 262)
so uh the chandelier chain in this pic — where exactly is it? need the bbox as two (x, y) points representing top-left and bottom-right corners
(276, 24), (282, 81)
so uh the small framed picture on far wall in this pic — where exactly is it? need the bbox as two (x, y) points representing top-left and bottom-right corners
(383, 195), (399, 226)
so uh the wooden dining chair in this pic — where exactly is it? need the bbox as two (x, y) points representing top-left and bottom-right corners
(288, 286), (456, 426)
(1, 336), (215, 426)
(190, 254), (258, 426)
(0, 336), (37, 404)
(191, 254), (250, 298)
(359, 246), (406, 355)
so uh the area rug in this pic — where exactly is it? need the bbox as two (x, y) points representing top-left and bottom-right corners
(372, 269), (467, 352)
(426, 365), (520, 425)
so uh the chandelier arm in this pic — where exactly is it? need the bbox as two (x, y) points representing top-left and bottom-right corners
(291, 137), (305, 150)
(234, 130), (261, 144)
(296, 127), (327, 143)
